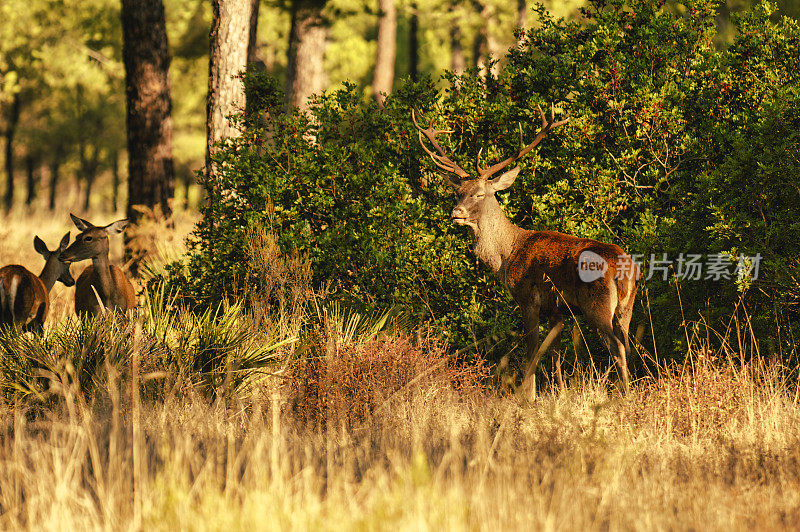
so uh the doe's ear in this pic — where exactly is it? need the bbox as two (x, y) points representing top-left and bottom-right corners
(487, 166), (521, 193)
(58, 232), (71, 252)
(104, 219), (129, 235)
(33, 236), (49, 257)
(70, 213), (93, 231)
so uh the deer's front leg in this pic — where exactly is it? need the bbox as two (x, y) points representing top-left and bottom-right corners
(521, 296), (540, 386)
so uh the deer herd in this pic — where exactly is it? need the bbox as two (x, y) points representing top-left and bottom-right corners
(0, 214), (135, 333)
(0, 104), (640, 391)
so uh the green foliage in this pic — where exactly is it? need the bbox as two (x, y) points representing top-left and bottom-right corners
(0, 285), (287, 403)
(171, 0), (799, 360)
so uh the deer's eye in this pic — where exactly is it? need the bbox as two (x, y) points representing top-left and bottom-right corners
(474, 193), (485, 199)
(84, 236), (93, 242)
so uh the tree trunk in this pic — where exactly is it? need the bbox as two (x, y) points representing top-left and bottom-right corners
(409, 2), (419, 82)
(247, 0), (261, 66)
(79, 141), (100, 212)
(111, 151), (120, 213)
(285, 0), (328, 111)
(449, 2), (465, 74)
(472, 1), (494, 77)
(207, 0), (251, 181)
(25, 155), (36, 206)
(517, 0), (527, 45)
(372, 0), (396, 106)
(4, 93), (21, 212)
(121, 0), (175, 273)
(245, 0), (264, 121)
(48, 153), (61, 211)
(83, 169), (97, 211)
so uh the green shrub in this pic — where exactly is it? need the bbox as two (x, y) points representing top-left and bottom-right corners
(168, 0), (799, 362)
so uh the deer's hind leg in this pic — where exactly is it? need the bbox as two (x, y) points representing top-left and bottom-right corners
(580, 284), (630, 392)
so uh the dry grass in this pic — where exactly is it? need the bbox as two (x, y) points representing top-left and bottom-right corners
(1, 209), (800, 530)
(0, 347), (798, 531)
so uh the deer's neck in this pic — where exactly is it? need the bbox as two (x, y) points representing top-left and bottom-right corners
(470, 201), (526, 276)
(38, 261), (60, 292)
(92, 253), (116, 299)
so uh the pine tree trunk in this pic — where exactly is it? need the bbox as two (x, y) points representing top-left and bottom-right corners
(121, 0), (175, 272)
(25, 155), (36, 206)
(48, 155), (61, 211)
(247, 0), (261, 66)
(449, 2), (465, 74)
(517, 0), (527, 45)
(474, 1), (501, 79)
(3, 93), (20, 212)
(207, 0), (251, 179)
(111, 151), (120, 213)
(409, 3), (419, 82)
(372, 0), (396, 106)
(285, 0), (328, 111)
(83, 169), (97, 211)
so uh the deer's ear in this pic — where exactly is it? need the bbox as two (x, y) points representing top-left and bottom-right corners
(58, 232), (71, 252)
(104, 219), (129, 235)
(70, 213), (93, 231)
(34, 236), (49, 257)
(488, 166), (521, 192)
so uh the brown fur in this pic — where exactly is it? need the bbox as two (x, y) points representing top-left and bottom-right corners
(74, 264), (136, 316)
(452, 175), (640, 390)
(413, 108), (639, 390)
(0, 233), (74, 332)
(0, 265), (49, 332)
(60, 214), (137, 317)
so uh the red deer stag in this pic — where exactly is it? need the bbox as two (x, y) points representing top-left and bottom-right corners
(59, 214), (137, 316)
(412, 106), (639, 391)
(0, 233), (75, 332)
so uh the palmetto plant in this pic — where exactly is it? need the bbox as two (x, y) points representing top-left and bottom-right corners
(0, 284), (294, 404)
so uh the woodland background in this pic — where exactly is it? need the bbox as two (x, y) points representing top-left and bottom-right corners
(1, 1), (800, 529)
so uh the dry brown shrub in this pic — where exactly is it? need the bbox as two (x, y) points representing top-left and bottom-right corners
(283, 330), (489, 426)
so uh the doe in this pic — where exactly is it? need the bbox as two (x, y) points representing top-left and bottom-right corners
(0, 233), (74, 332)
(59, 214), (137, 316)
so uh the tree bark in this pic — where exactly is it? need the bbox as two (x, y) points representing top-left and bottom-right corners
(247, 0), (261, 66)
(207, 0), (251, 179)
(372, 0), (396, 106)
(78, 140), (100, 212)
(24, 155), (36, 206)
(409, 3), (419, 82)
(48, 151), (62, 211)
(517, 0), (527, 45)
(285, 0), (328, 111)
(4, 93), (21, 212)
(121, 0), (175, 271)
(111, 151), (120, 213)
(449, 2), (465, 74)
(473, 1), (500, 78)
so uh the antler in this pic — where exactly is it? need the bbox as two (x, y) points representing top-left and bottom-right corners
(411, 108), (471, 181)
(476, 104), (569, 180)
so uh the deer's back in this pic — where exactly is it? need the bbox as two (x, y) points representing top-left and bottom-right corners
(505, 230), (633, 311)
(0, 265), (48, 329)
(75, 264), (136, 316)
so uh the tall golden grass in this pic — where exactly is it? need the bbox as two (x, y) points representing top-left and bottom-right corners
(1, 210), (799, 530)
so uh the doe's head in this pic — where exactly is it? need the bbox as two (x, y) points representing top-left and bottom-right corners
(59, 214), (129, 263)
(34, 232), (75, 287)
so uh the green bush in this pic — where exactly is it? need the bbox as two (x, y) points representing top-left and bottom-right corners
(168, 0), (799, 361)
